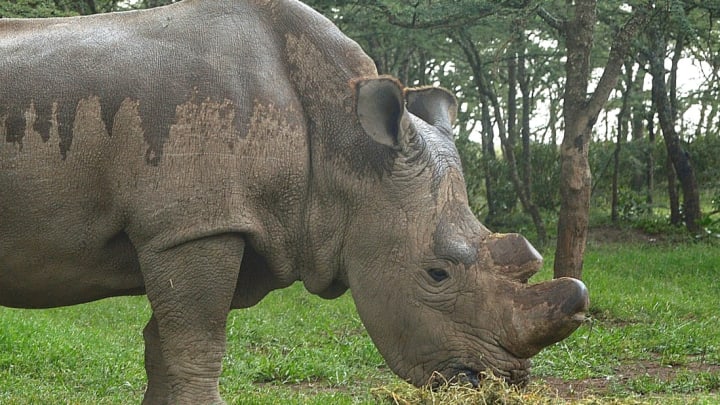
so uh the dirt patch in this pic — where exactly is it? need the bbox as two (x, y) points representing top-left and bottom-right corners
(542, 360), (720, 400)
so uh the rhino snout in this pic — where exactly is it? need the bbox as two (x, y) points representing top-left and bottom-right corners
(507, 277), (589, 359)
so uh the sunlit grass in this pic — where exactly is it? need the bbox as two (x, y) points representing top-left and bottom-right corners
(532, 242), (720, 400)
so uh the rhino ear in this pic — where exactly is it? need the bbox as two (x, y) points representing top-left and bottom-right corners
(405, 87), (458, 137)
(354, 77), (409, 149)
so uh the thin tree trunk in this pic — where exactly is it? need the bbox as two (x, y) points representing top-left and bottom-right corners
(631, 69), (646, 142)
(480, 93), (498, 220)
(453, 31), (504, 223)
(499, 39), (547, 246)
(705, 96), (719, 137)
(611, 129), (622, 223)
(549, 96), (559, 146)
(84, 0), (97, 14)
(646, 110), (655, 209)
(518, 38), (547, 246)
(611, 62), (634, 223)
(629, 61), (647, 192)
(666, 156), (681, 225)
(695, 99), (708, 140)
(648, 24), (701, 233)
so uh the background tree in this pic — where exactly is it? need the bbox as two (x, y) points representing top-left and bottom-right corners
(538, 1), (649, 279)
(644, 2), (702, 233)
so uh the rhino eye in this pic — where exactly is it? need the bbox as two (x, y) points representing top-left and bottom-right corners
(427, 268), (450, 282)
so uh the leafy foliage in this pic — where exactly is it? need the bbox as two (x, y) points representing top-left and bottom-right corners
(0, 0), (175, 17)
(0, 0), (76, 17)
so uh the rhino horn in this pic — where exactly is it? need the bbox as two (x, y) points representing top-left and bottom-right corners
(507, 277), (589, 358)
(487, 233), (543, 283)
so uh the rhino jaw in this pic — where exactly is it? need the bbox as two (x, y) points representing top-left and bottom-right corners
(507, 277), (589, 359)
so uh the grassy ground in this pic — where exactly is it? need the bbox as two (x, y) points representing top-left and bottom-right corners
(1, 235), (718, 404)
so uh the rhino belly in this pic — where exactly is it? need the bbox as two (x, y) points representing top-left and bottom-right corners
(0, 228), (145, 309)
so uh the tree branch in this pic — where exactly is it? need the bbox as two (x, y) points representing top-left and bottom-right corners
(585, 6), (652, 120)
(535, 6), (565, 33)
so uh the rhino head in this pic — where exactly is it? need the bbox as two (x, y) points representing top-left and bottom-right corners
(324, 77), (588, 386)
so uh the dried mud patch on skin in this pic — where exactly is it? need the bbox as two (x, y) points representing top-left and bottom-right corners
(542, 361), (720, 400)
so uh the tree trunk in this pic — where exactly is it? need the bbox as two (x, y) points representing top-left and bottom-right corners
(629, 58), (648, 193)
(666, 156), (681, 225)
(480, 93), (498, 220)
(84, 0), (97, 14)
(631, 83), (646, 142)
(453, 31), (503, 223)
(549, 96), (559, 146)
(554, 1), (595, 279)
(648, 24), (701, 233)
(546, 1), (649, 279)
(645, 111), (655, 209)
(500, 40), (547, 246)
(705, 95), (719, 137)
(611, 62), (634, 223)
(144, 0), (170, 8)
(611, 128), (621, 223)
(518, 39), (547, 246)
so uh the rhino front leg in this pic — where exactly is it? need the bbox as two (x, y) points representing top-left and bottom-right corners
(142, 315), (169, 405)
(139, 233), (245, 405)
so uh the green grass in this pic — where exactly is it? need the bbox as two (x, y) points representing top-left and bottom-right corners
(1, 240), (718, 404)
(532, 241), (720, 401)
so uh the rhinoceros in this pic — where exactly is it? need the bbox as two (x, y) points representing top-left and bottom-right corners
(0, 0), (588, 403)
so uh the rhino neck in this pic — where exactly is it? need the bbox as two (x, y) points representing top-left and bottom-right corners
(277, 0), (384, 171)
(266, 1), (383, 297)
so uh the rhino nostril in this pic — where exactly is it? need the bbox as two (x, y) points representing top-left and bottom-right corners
(456, 369), (480, 387)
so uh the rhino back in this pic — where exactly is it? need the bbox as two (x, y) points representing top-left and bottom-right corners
(0, 0), (315, 307)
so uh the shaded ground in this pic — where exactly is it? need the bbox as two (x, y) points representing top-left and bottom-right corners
(543, 361), (720, 400)
(587, 225), (673, 245)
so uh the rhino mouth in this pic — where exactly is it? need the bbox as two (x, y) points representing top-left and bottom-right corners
(491, 343), (532, 385)
(493, 366), (530, 386)
(453, 369), (481, 387)
(427, 367), (481, 388)
(456, 365), (530, 387)
(435, 360), (530, 388)
(472, 340), (533, 386)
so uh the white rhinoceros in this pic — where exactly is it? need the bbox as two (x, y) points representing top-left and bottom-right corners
(0, 0), (588, 403)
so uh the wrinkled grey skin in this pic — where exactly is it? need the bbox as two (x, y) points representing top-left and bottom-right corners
(0, 0), (588, 403)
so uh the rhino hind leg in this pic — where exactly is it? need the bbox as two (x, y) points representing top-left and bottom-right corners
(139, 233), (245, 404)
